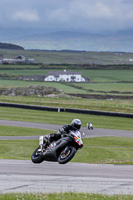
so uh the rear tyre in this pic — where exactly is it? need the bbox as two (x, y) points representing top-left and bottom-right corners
(31, 147), (43, 164)
(58, 146), (76, 164)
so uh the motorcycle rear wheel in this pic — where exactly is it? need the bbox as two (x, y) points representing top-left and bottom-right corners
(58, 146), (76, 164)
(31, 147), (43, 164)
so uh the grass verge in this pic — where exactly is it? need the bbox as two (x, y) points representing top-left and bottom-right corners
(73, 137), (133, 164)
(0, 192), (133, 200)
(1, 137), (133, 164)
(1, 95), (133, 113)
(0, 125), (53, 136)
(0, 140), (37, 160)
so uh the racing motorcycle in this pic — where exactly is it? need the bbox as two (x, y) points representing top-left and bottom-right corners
(31, 130), (83, 164)
(87, 122), (93, 130)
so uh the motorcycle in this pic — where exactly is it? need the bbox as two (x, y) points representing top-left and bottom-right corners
(87, 122), (93, 130)
(31, 130), (83, 164)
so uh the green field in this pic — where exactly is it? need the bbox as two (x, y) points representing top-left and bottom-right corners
(71, 82), (133, 93)
(1, 49), (133, 64)
(0, 79), (133, 96)
(0, 51), (133, 105)
(0, 69), (133, 82)
(0, 65), (133, 101)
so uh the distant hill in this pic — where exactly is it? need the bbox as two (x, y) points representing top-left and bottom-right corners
(10, 30), (133, 52)
(0, 42), (24, 50)
(1, 29), (133, 52)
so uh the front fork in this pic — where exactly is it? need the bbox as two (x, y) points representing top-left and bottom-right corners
(39, 136), (44, 152)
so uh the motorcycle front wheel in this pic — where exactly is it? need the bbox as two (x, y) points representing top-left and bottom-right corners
(31, 147), (43, 164)
(58, 146), (76, 164)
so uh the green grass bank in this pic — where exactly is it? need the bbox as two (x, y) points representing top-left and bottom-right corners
(0, 192), (133, 200)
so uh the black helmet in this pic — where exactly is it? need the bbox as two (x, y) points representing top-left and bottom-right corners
(71, 119), (81, 130)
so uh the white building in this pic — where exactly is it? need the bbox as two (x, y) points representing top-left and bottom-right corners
(44, 70), (85, 82)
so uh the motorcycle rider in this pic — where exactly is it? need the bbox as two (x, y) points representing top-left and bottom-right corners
(87, 122), (91, 128)
(87, 121), (93, 129)
(40, 119), (81, 151)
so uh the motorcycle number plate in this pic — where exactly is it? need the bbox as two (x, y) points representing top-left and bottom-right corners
(39, 136), (44, 145)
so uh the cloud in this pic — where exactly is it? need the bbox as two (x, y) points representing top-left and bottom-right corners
(48, 1), (113, 23)
(70, 0), (113, 19)
(45, 1), (117, 32)
(46, 0), (133, 32)
(1, 0), (133, 33)
(11, 9), (39, 22)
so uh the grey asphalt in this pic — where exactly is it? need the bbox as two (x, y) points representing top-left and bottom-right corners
(0, 159), (133, 195)
(0, 120), (133, 195)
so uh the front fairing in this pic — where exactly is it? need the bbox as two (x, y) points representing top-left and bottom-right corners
(69, 131), (83, 148)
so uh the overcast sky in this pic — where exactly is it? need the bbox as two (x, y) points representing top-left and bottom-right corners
(1, 0), (133, 33)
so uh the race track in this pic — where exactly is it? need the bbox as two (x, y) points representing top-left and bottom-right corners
(1, 160), (133, 195)
(0, 120), (133, 195)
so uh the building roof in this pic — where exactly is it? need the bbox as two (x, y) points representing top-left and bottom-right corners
(15, 55), (25, 60)
(46, 70), (81, 77)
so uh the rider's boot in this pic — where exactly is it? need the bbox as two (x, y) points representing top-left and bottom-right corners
(43, 136), (50, 149)
(39, 135), (50, 152)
